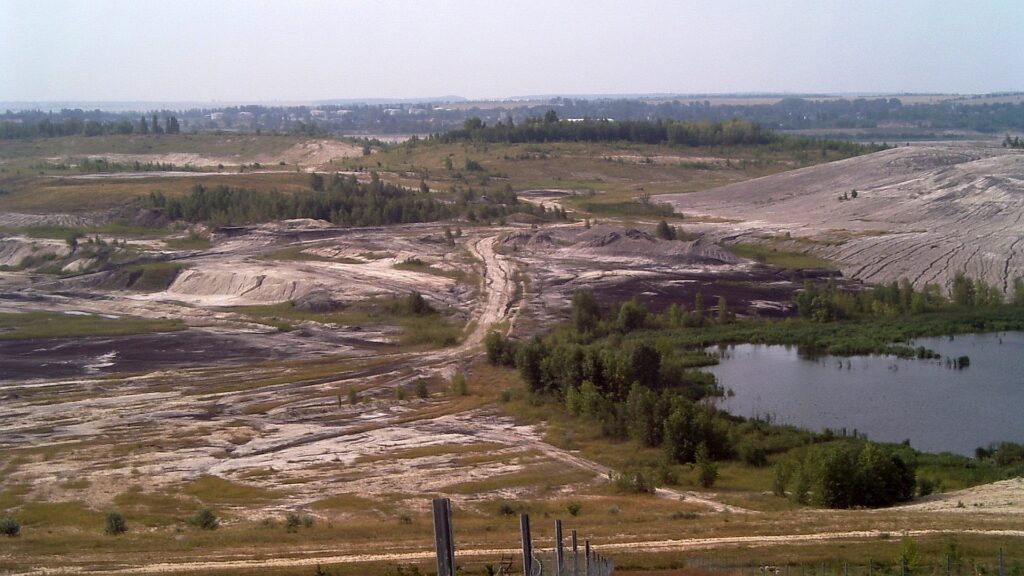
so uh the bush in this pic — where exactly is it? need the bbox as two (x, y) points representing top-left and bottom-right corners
(105, 511), (127, 535)
(189, 507), (219, 530)
(0, 517), (20, 537)
(497, 502), (517, 517)
(739, 441), (769, 467)
(450, 373), (469, 396)
(566, 502), (581, 516)
(414, 379), (429, 399)
(696, 443), (719, 488)
(285, 511), (302, 532)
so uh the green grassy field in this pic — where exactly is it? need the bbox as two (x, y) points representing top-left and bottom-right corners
(0, 310), (186, 340)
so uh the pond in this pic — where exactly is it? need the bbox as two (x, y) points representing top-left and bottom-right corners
(707, 331), (1024, 455)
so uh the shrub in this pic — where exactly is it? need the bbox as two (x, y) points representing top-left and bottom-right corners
(0, 517), (20, 537)
(414, 379), (430, 399)
(917, 476), (938, 497)
(397, 512), (412, 524)
(105, 511), (127, 535)
(497, 502), (517, 517)
(285, 511), (302, 532)
(566, 503), (581, 517)
(347, 387), (358, 405)
(696, 443), (719, 488)
(739, 441), (769, 467)
(189, 507), (219, 530)
(450, 373), (468, 396)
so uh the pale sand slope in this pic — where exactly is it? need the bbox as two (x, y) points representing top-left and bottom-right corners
(659, 146), (1024, 294)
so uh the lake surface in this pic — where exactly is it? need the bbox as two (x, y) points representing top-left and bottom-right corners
(708, 331), (1024, 455)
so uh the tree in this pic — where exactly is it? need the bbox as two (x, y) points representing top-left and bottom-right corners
(543, 110), (559, 124)
(951, 272), (975, 307)
(616, 298), (648, 333)
(516, 337), (546, 392)
(151, 113), (163, 134)
(138, 115), (149, 134)
(716, 296), (731, 324)
(695, 442), (718, 488)
(571, 289), (601, 334)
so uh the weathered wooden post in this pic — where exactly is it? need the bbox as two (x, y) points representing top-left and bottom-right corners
(431, 498), (455, 576)
(998, 548), (1004, 576)
(572, 529), (579, 576)
(555, 520), (565, 576)
(585, 539), (591, 576)
(521, 514), (533, 576)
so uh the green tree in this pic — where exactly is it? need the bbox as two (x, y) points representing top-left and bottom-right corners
(951, 272), (975, 307)
(138, 115), (149, 134)
(695, 442), (718, 488)
(571, 289), (601, 334)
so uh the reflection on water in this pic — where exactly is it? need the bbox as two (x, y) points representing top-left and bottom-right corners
(707, 332), (1024, 455)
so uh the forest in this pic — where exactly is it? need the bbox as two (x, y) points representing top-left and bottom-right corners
(146, 174), (563, 227)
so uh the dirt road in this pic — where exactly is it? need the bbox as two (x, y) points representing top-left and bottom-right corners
(24, 529), (1024, 574)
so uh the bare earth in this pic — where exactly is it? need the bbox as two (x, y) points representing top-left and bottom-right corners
(659, 146), (1024, 294)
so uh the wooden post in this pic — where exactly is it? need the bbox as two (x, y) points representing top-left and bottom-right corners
(555, 520), (564, 576)
(585, 540), (591, 576)
(572, 530), (579, 576)
(521, 514), (533, 576)
(431, 498), (455, 576)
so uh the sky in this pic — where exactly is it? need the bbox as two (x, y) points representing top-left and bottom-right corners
(2, 0), (1023, 103)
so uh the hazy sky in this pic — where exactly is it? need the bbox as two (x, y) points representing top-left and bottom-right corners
(2, 0), (1023, 102)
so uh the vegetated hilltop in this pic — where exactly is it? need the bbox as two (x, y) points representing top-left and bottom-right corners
(659, 145), (1024, 295)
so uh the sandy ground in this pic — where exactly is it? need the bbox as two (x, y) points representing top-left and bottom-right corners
(658, 146), (1024, 295)
(3, 217), (1022, 574)
(74, 139), (362, 170)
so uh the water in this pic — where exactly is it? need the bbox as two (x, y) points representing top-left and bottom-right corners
(707, 331), (1024, 455)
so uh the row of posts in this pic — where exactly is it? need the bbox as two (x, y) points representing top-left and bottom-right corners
(433, 498), (614, 576)
(522, 514), (613, 576)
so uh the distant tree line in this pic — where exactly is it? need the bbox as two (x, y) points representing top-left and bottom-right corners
(146, 174), (554, 227)
(431, 115), (880, 156)
(796, 273), (1021, 323)
(1004, 134), (1024, 148)
(0, 112), (180, 139)
(5, 96), (1024, 138)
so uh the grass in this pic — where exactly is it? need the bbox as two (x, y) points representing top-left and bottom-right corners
(727, 241), (839, 269)
(0, 310), (186, 340)
(3, 222), (169, 239)
(228, 298), (463, 348)
(164, 233), (211, 250)
(439, 462), (597, 495)
(102, 261), (184, 291)
(181, 476), (283, 505)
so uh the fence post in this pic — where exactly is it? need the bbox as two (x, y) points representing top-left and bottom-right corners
(585, 539), (591, 576)
(902, 558), (908, 576)
(572, 530), (579, 576)
(431, 498), (455, 576)
(868, 561), (873, 576)
(998, 548), (1004, 576)
(521, 514), (533, 576)
(555, 520), (564, 576)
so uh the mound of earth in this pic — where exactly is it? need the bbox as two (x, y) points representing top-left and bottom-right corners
(293, 289), (346, 312)
(659, 146), (1024, 294)
(565, 225), (739, 265)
